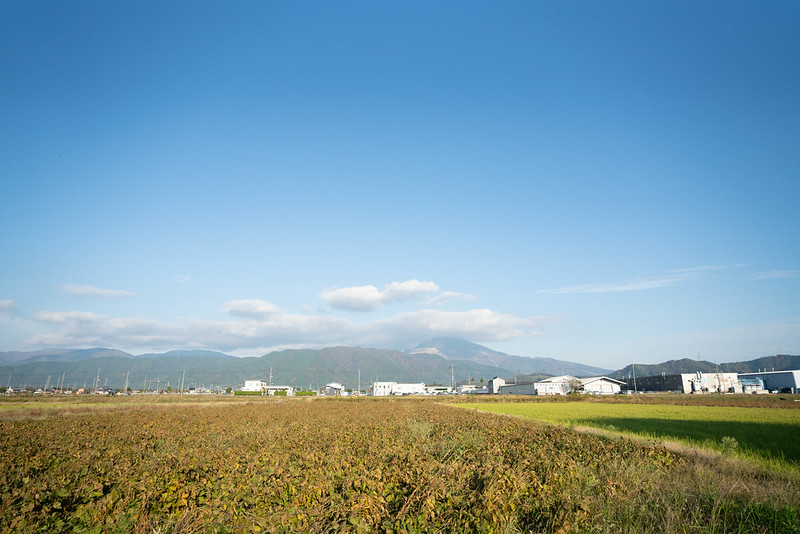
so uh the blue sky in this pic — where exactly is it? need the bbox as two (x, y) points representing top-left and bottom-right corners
(1, 1), (798, 369)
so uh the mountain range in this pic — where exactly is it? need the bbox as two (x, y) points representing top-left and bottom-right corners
(0, 339), (608, 390)
(411, 337), (611, 376)
(1, 339), (796, 391)
(0, 348), (235, 365)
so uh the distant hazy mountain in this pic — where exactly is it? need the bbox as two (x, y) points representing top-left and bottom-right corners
(3, 343), (797, 391)
(718, 354), (800, 373)
(410, 337), (612, 377)
(1, 348), (238, 365)
(0, 345), (514, 391)
(0, 349), (73, 364)
(611, 354), (800, 379)
(611, 358), (719, 379)
(1, 348), (133, 365)
(258, 346), (513, 388)
(0, 354), (249, 391)
(136, 350), (236, 359)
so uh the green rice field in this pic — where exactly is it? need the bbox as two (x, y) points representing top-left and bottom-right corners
(460, 398), (800, 467)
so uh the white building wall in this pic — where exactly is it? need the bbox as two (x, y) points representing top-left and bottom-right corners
(488, 377), (505, 394)
(265, 386), (295, 396)
(680, 372), (742, 394)
(242, 380), (267, 392)
(535, 381), (571, 395)
(391, 383), (427, 396)
(738, 371), (800, 392)
(581, 378), (622, 395)
(371, 382), (397, 396)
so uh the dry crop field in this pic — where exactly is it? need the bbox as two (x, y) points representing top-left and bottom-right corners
(1, 396), (799, 533)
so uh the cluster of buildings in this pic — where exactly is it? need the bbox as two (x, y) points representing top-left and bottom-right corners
(239, 369), (800, 397)
(237, 376), (630, 397)
(625, 370), (800, 394)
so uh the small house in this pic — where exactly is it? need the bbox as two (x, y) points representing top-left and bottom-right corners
(323, 382), (345, 396)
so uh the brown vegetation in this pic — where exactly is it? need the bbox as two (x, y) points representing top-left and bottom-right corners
(1, 397), (798, 532)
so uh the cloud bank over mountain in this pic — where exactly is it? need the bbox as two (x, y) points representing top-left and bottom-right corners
(13, 280), (548, 356)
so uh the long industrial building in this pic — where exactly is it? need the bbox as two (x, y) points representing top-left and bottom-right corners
(737, 370), (799, 393)
(624, 372), (742, 393)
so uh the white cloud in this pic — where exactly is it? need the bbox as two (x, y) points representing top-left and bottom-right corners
(383, 280), (440, 301)
(223, 299), (284, 319)
(320, 285), (384, 311)
(368, 309), (545, 346)
(752, 270), (800, 280)
(538, 265), (730, 295)
(62, 284), (134, 298)
(0, 299), (15, 317)
(173, 274), (192, 284)
(34, 310), (104, 324)
(320, 279), (440, 311)
(31, 310), (188, 349)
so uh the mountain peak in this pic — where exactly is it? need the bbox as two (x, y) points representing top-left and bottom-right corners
(411, 337), (612, 377)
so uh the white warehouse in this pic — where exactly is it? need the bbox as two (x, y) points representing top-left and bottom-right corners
(534, 376), (578, 396)
(580, 376), (625, 395)
(369, 382), (427, 396)
(738, 370), (800, 393)
(242, 380), (268, 392)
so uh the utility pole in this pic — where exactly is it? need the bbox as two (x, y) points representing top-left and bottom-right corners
(123, 371), (129, 393)
(94, 368), (101, 392)
(143, 374), (147, 393)
(59, 371), (66, 393)
(450, 365), (455, 390)
(632, 364), (637, 393)
(358, 369), (361, 394)
(180, 369), (186, 396)
(269, 367), (273, 387)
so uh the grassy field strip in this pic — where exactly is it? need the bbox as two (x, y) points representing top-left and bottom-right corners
(460, 401), (800, 468)
(0, 397), (261, 420)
